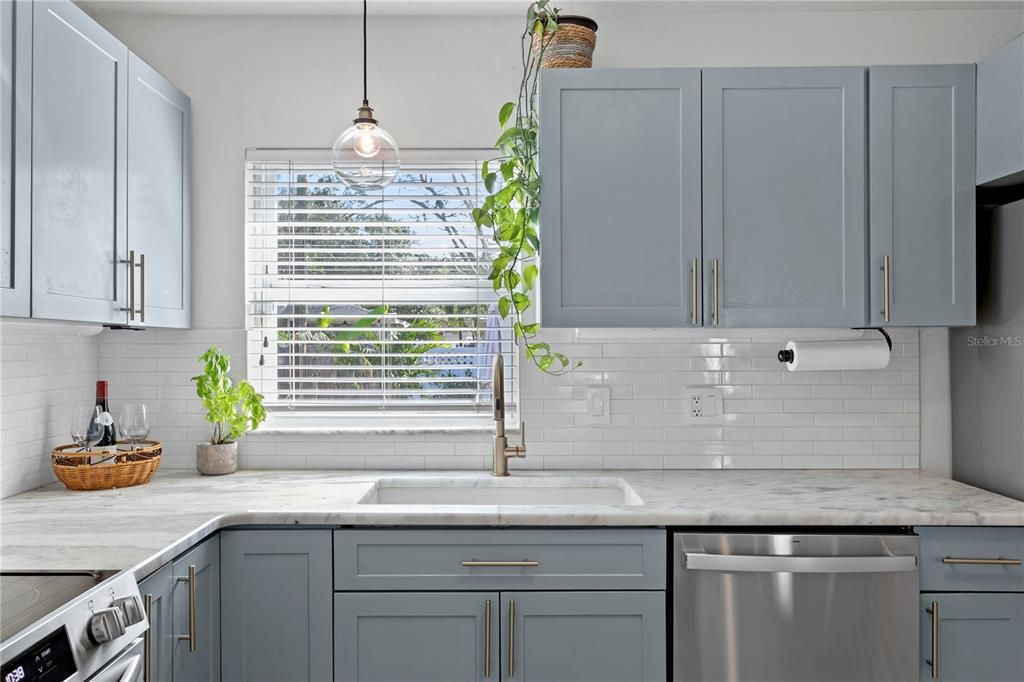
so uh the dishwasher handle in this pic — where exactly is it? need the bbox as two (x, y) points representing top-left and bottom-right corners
(684, 551), (917, 573)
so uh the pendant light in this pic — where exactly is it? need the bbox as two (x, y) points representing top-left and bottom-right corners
(332, 0), (400, 190)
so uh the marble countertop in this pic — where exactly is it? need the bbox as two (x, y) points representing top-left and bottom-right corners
(1, 469), (1022, 578)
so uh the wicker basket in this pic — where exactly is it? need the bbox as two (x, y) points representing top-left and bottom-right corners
(51, 441), (161, 491)
(531, 16), (598, 69)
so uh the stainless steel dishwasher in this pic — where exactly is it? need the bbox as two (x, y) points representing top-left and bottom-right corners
(674, 533), (918, 682)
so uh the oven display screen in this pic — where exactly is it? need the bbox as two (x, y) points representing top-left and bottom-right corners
(1, 627), (77, 682)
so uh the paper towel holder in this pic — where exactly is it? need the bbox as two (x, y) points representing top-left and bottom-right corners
(777, 327), (892, 364)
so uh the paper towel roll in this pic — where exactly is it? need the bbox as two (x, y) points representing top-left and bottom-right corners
(780, 339), (890, 372)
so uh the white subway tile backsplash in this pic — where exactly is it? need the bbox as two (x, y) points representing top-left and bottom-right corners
(0, 326), (922, 495)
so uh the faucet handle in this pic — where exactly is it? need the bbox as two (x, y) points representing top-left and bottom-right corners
(519, 421), (526, 447)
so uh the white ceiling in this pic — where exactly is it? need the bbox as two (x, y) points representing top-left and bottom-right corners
(78, 0), (1024, 17)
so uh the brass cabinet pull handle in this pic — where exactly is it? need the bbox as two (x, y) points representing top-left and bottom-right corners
(508, 599), (516, 678)
(882, 255), (891, 322)
(711, 258), (720, 326)
(176, 565), (196, 652)
(942, 557), (1022, 566)
(137, 253), (146, 323)
(143, 594), (152, 682)
(462, 560), (540, 568)
(484, 600), (492, 678)
(690, 257), (698, 325)
(926, 600), (939, 679)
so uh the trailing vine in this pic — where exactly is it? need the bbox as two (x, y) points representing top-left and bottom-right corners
(472, 0), (580, 375)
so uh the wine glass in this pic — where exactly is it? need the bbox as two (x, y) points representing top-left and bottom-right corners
(119, 403), (149, 451)
(70, 404), (103, 452)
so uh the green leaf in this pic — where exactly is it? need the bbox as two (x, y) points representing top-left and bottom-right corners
(512, 292), (530, 313)
(480, 159), (490, 179)
(498, 101), (515, 128)
(484, 172), (497, 194)
(523, 263), (538, 289)
(500, 160), (516, 182)
(498, 296), (511, 318)
(521, 322), (540, 335)
(495, 126), (523, 148)
(539, 354), (554, 370)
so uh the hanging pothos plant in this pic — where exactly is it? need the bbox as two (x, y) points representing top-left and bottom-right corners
(472, 0), (580, 376)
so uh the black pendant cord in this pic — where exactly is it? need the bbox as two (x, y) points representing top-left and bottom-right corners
(362, 0), (369, 107)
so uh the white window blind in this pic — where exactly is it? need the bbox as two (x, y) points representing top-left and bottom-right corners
(245, 150), (516, 420)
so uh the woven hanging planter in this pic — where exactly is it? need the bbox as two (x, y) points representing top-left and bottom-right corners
(531, 15), (598, 69)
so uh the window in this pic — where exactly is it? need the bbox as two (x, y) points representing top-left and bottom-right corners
(245, 149), (516, 426)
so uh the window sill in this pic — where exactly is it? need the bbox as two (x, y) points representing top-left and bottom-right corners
(257, 412), (518, 436)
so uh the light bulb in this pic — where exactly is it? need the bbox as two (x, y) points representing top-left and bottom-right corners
(353, 123), (383, 158)
(332, 112), (400, 191)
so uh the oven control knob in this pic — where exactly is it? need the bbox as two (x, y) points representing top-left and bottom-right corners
(113, 596), (144, 626)
(87, 607), (126, 646)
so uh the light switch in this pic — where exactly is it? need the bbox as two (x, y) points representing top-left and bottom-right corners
(683, 386), (723, 425)
(585, 386), (612, 425)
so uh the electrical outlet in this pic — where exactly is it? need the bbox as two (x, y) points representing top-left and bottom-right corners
(683, 387), (723, 425)
(584, 386), (612, 425)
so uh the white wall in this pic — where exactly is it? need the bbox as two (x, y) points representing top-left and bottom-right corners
(1, 4), (1015, 492)
(85, 5), (1024, 329)
(0, 326), (100, 497)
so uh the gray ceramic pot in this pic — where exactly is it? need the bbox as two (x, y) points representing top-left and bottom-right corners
(196, 441), (238, 476)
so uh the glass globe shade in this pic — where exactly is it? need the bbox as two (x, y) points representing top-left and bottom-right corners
(332, 121), (400, 191)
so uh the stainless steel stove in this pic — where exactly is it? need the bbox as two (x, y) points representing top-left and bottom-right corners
(0, 572), (148, 682)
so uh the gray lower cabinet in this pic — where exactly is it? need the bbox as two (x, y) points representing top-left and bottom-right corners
(701, 67), (867, 327)
(539, 68), (703, 328)
(919, 593), (1024, 681)
(869, 65), (976, 326)
(126, 52), (191, 328)
(139, 562), (175, 682)
(221, 530), (332, 682)
(334, 592), (500, 682)
(504, 591), (665, 682)
(30, 0), (129, 324)
(173, 534), (220, 682)
(1, 0), (30, 318)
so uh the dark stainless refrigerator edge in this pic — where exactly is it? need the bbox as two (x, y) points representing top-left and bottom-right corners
(951, 198), (1024, 502)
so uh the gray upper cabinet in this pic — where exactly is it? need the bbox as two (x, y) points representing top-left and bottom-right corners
(919, 593), (1024, 681)
(139, 562), (175, 682)
(539, 68), (703, 327)
(173, 535), (220, 682)
(221, 530), (332, 682)
(504, 591), (666, 682)
(30, 0), (128, 324)
(869, 65), (976, 327)
(702, 67), (868, 328)
(1, 0), (30, 318)
(126, 52), (191, 328)
(977, 34), (1024, 187)
(334, 592), (500, 682)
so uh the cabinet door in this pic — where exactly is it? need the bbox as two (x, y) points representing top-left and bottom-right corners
(334, 592), (499, 682)
(221, 530), (331, 682)
(139, 563), (174, 682)
(870, 65), (976, 327)
(173, 535), (220, 682)
(702, 67), (867, 327)
(977, 34), (1024, 186)
(539, 68), (703, 327)
(503, 591), (665, 682)
(30, 0), (128, 324)
(1, 0), (30, 317)
(920, 593), (1024, 681)
(127, 52), (191, 328)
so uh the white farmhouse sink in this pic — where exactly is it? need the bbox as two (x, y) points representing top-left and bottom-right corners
(358, 477), (643, 506)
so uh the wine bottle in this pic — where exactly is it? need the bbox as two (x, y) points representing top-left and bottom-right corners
(94, 380), (118, 447)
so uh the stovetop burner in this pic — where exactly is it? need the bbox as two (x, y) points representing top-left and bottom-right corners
(0, 572), (115, 642)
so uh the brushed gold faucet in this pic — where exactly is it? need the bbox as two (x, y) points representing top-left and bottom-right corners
(492, 353), (525, 476)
